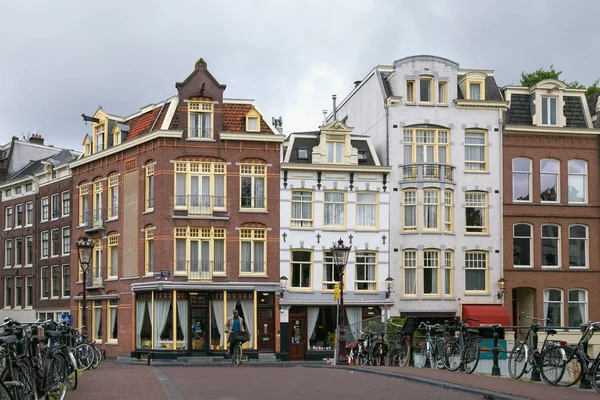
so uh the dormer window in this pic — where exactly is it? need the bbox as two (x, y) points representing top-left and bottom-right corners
(85, 143), (91, 156)
(94, 124), (105, 152)
(420, 76), (433, 103)
(247, 116), (259, 132)
(188, 101), (213, 139)
(466, 80), (485, 100)
(297, 148), (309, 161)
(541, 96), (557, 126)
(326, 135), (345, 163)
(438, 82), (447, 104)
(114, 129), (122, 146)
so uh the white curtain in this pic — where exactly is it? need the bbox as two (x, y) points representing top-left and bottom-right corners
(346, 307), (362, 342)
(324, 192), (344, 226)
(213, 240), (224, 273)
(254, 243), (264, 273)
(214, 175), (225, 207)
(154, 299), (171, 348)
(136, 300), (148, 347)
(254, 177), (265, 208)
(577, 291), (586, 323)
(94, 307), (102, 339)
(178, 300), (188, 349)
(110, 307), (117, 340)
(212, 300), (224, 346)
(405, 269), (416, 295)
(357, 193), (376, 228)
(241, 242), (251, 272)
(307, 307), (320, 345)
(241, 300), (254, 348)
(175, 174), (186, 206)
(334, 143), (344, 163)
(326, 142), (334, 163)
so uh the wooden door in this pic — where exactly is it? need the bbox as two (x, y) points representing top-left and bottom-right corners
(289, 317), (306, 360)
(257, 307), (274, 352)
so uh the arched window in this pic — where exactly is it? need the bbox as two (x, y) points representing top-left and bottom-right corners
(568, 225), (588, 268)
(540, 159), (559, 202)
(512, 158), (532, 202)
(568, 160), (587, 204)
(541, 224), (560, 268)
(513, 224), (532, 268)
(568, 289), (587, 327)
(544, 289), (563, 326)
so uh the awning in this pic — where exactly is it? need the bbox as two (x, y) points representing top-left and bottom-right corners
(461, 305), (510, 327)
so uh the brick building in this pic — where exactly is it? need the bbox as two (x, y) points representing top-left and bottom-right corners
(503, 79), (600, 331)
(69, 59), (284, 358)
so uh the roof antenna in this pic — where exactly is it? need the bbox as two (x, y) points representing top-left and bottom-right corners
(332, 95), (337, 121)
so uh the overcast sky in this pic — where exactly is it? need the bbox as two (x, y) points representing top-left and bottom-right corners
(0, 0), (598, 149)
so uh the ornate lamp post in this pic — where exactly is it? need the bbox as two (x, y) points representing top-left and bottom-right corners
(331, 238), (351, 363)
(385, 276), (394, 299)
(279, 276), (288, 298)
(76, 236), (94, 335)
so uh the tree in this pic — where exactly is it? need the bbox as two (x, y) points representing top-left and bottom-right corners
(520, 65), (563, 87)
(586, 79), (600, 97)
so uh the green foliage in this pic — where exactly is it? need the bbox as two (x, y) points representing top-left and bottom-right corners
(326, 332), (336, 347)
(520, 65), (563, 87)
(586, 79), (600, 97)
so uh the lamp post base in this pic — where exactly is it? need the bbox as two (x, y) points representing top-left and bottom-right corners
(337, 327), (347, 364)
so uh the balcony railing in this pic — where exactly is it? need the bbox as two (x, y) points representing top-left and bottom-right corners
(174, 195), (225, 215)
(82, 208), (105, 232)
(400, 163), (455, 182)
(175, 260), (225, 280)
(241, 197), (266, 209)
(188, 127), (212, 139)
(86, 274), (103, 288)
(240, 261), (265, 274)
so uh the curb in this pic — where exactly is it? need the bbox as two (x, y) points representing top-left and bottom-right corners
(302, 365), (529, 400)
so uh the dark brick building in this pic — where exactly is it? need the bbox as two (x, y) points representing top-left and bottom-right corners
(70, 59), (284, 358)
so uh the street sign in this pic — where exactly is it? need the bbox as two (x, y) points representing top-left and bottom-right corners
(333, 283), (340, 300)
(59, 314), (72, 324)
(161, 270), (170, 278)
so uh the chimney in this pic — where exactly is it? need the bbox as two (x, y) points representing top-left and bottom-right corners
(354, 80), (361, 88)
(29, 133), (44, 146)
(322, 109), (328, 124)
(332, 95), (337, 121)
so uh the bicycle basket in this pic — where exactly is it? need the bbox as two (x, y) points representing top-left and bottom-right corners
(231, 331), (250, 344)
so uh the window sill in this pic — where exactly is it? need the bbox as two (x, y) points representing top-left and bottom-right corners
(3, 266), (11, 269)
(322, 227), (347, 231)
(355, 227), (379, 231)
(186, 138), (216, 142)
(143, 209), (154, 215)
(40, 220), (48, 223)
(61, 214), (70, 218)
(24, 264), (32, 268)
(24, 306), (33, 310)
(14, 225), (22, 229)
(25, 224), (33, 228)
(50, 255), (59, 259)
(569, 267), (589, 270)
(62, 253), (70, 257)
(3, 307), (11, 311)
(40, 297), (49, 301)
(238, 274), (269, 278)
(568, 202), (589, 206)
(238, 209), (268, 214)
(289, 289), (314, 293)
(13, 265), (22, 269)
(105, 278), (118, 282)
(405, 103), (416, 107)
(61, 296), (70, 300)
(541, 266), (560, 270)
(355, 290), (379, 294)
(464, 171), (490, 174)
(120, 276), (141, 281)
(142, 274), (155, 279)
(513, 266), (533, 269)
(51, 218), (59, 222)
(50, 297), (60, 300)
(437, 103), (449, 107)
(106, 217), (118, 222)
(464, 233), (490, 237)
(4, 228), (12, 232)
(464, 292), (490, 296)
(416, 102), (436, 107)
(540, 201), (560, 205)
(104, 341), (119, 346)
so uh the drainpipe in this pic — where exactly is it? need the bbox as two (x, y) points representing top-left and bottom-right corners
(498, 110), (505, 307)
(385, 101), (390, 167)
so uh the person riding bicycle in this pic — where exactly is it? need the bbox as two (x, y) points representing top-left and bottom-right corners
(225, 309), (245, 357)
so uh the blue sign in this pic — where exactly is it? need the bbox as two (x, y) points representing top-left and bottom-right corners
(59, 314), (72, 324)
(479, 339), (507, 360)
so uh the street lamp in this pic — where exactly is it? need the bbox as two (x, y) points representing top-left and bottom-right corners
(385, 276), (394, 299)
(497, 278), (507, 299)
(279, 276), (288, 298)
(76, 236), (94, 335)
(331, 238), (351, 364)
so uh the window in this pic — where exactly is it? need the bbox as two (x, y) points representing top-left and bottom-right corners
(51, 194), (59, 219)
(188, 101), (213, 139)
(322, 251), (341, 290)
(468, 81), (482, 100)
(406, 81), (415, 103)
(438, 82), (447, 104)
(444, 190), (453, 232)
(513, 224), (532, 268)
(297, 148), (309, 161)
(15, 277), (22, 308)
(51, 229), (59, 257)
(114, 128), (121, 146)
(423, 250), (439, 295)
(291, 190), (313, 227)
(25, 236), (32, 266)
(355, 251), (376, 291)
(356, 192), (377, 229)
(4, 189), (11, 198)
(5, 206), (12, 229)
(541, 96), (557, 126)
(94, 123), (106, 152)
(544, 289), (562, 326)
(465, 192), (487, 233)
(15, 238), (22, 266)
(92, 240), (102, 285)
(326, 135), (345, 163)
(108, 299), (118, 341)
(541, 224), (560, 268)
(79, 183), (90, 225)
(51, 265), (59, 298)
(240, 229), (266, 274)
(419, 76), (433, 103)
(4, 277), (12, 308)
(62, 191), (70, 216)
(568, 160), (587, 203)
(145, 163), (154, 211)
(108, 174), (118, 218)
(423, 189), (439, 230)
(540, 159), (559, 202)
(41, 197), (49, 221)
(62, 227), (70, 255)
(108, 235), (118, 278)
(444, 250), (453, 297)
(569, 225), (587, 268)
(25, 183), (32, 192)
(41, 267), (48, 298)
(175, 227), (225, 277)
(512, 158), (532, 202)
(62, 265), (70, 297)
(174, 161), (226, 212)
(323, 191), (345, 228)
(402, 250), (417, 297)
(403, 127), (449, 165)
(290, 250), (312, 288)
(93, 180), (102, 225)
(25, 276), (32, 307)
(403, 189), (417, 231)
(92, 300), (103, 341)
(246, 116), (259, 132)
(240, 164), (266, 209)
(15, 186), (21, 195)
(568, 290), (587, 327)
(465, 131), (487, 171)
(4, 239), (11, 267)
(25, 202), (33, 225)
(15, 204), (23, 227)
(145, 228), (154, 275)
(465, 251), (488, 293)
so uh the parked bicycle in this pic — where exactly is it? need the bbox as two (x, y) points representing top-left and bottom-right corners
(414, 322), (447, 369)
(443, 318), (481, 374)
(386, 317), (417, 367)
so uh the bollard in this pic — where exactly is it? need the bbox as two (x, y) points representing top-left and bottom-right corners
(530, 325), (541, 382)
(580, 325), (592, 389)
(147, 352), (151, 366)
(491, 325), (500, 376)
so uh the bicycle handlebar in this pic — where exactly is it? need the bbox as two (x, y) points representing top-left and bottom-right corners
(521, 312), (550, 322)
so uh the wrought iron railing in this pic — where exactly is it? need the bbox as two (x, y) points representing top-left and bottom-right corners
(241, 196), (266, 209)
(82, 208), (105, 230)
(400, 163), (455, 182)
(174, 195), (225, 215)
(175, 260), (226, 280)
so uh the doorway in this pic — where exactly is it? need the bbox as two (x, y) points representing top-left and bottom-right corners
(289, 317), (306, 360)
(512, 287), (536, 340)
(257, 293), (275, 352)
(190, 293), (208, 352)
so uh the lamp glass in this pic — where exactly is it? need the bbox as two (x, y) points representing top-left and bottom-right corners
(77, 238), (94, 266)
(331, 239), (351, 267)
(385, 276), (394, 291)
(280, 276), (288, 290)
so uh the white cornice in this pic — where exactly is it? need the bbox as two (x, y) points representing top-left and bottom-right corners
(0, 176), (34, 189)
(219, 132), (285, 142)
(70, 130), (183, 168)
(454, 99), (508, 109)
(282, 163), (391, 173)
(504, 125), (600, 136)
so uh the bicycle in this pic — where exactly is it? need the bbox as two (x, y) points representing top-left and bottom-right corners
(443, 318), (481, 374)
(386, 317), (417, 367)
(508, 312), (563, 382)
(414, 322), (446, 369)
(226, 331), (250, 367)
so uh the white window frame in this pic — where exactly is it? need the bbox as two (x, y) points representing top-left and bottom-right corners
(14, 237), (22, 267)
(402, 250), (417, 297)
(40, 266), (49, 299)
(51, 265), (60, 299)
(465, 192), (488, 234)
(541, 96), (557, 126)
(355, 251), (377, 291)
(512, 158), (532, 202)
(25, 236), (33, 266)
(61, 191), (70, 217)
(41, 197), (49, 221)
(568, 225), (588, 269)
(513, 223), (533, 268)
(290, 190), (313, 228)
(51, 193), (59, 220)
(62, 227), (70, 256)
(465, 251), (488, 294)
(14, 276), (22, 309)
(5, 206), (12, 229)
(544, 289), (563, 327)
(464, 130), (487, 172)
(25, 276), (33, 308)
(4, 239), (12, 267)
(62, 264), (70, 298)
(541, 224), (561, 269)
(15, 204), (23, 228)
(568, 289), (588, 328)
(540, 158), (560, 203)
(568, 160), (587, 204)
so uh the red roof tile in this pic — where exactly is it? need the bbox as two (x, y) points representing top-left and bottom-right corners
(222, 103), (273, 134)
(125, 102), (171, 141)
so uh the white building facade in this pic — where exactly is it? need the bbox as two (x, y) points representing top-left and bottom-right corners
(279, 120), (391, 360)
(330, 55), (508, 322)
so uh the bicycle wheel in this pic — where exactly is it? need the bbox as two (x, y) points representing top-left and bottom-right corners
(463, 339), (480, 374)
(0, 382), (12, 400)
(508, 342), (528, 380)
(539, 345), (577, 386)
(91, 346), (102, 369)
(434, 338), (446, 369)
(74, 344), (94, 371)
(398, 342), (411, 368)
(232, 344), (242, 367)
(414, 342), (428, 368)
(444, 341), (463, 371)
(591, 359), (600, 394)
(2, 359), (38, 400)
(43, 356), (67, 400)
